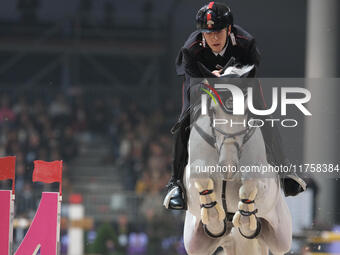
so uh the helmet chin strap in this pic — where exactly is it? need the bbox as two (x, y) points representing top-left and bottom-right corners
(227, 25), (237, 46)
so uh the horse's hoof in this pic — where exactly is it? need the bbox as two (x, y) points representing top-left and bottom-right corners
(201, 208), (209, 225)
(238, 217), (262, 239)
(238, 202), (257, 231)
(203, 220), (227, 239)
(232, 211), (241, 228)
(249, 215), (257, 231)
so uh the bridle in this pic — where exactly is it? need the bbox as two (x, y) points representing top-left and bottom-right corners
(193, 89), (257, 158)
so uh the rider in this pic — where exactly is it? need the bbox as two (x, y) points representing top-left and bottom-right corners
(163, 1), (306, 210)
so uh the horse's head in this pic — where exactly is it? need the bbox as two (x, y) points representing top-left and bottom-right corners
(204, 64), (256, 178)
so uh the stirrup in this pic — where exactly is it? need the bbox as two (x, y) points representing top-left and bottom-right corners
(163, 186), (179, 209)
(286, 174), (306, 190)
(283, 174), (307, 197)
(163, 181), (187, 210)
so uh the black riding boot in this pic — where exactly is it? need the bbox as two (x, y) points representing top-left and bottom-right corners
(163, 116), (190, 210)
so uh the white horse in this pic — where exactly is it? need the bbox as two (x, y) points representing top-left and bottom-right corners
(183, 65), (292, 255)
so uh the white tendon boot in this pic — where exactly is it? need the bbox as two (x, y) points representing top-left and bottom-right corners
(194, 178), (226, 238)
(233, 186), (261, 239)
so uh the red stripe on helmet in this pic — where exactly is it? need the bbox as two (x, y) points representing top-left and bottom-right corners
(208, 1), (214, 9)
(207, 13), (212, 22)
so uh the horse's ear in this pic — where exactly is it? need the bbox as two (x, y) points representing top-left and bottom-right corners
(197, 62), (216, 78)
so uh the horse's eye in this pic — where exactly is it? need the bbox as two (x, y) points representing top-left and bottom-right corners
(225, 97), (233, 109)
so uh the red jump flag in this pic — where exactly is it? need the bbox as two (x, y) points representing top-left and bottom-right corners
(0, 156), (16, 181)
(33, 160), (63, 195)
(0, 156), (16, 194)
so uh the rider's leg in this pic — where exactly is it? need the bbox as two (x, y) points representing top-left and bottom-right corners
(163, 115), (191, 210)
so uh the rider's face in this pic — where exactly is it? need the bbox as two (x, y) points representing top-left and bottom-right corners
(203, 28), (228, 53)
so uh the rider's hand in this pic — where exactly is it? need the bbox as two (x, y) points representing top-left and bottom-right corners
(212, 69), (223, 77)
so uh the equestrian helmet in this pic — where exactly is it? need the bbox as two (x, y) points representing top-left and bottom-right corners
(196, 2), (233, 33)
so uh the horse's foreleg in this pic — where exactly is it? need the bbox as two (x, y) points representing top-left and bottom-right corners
(232, 179), (260, 237)
(194, 178), (226, 237)
(233, 178), (292, 254)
